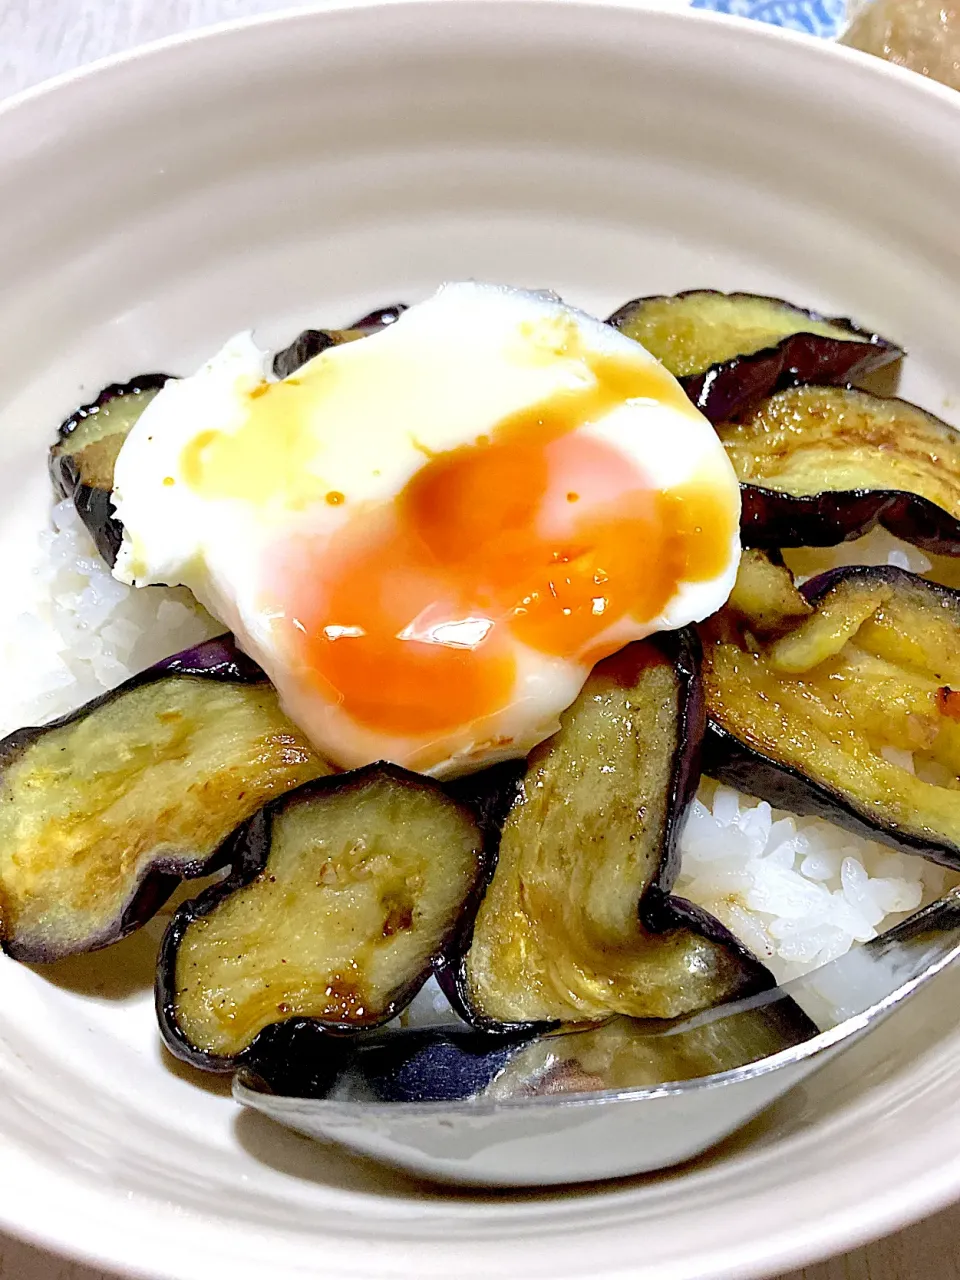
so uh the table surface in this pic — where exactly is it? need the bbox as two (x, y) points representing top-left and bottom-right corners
(2, 1), (959, 1276)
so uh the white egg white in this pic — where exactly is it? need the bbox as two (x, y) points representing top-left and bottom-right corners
(112, 282), (740, 776)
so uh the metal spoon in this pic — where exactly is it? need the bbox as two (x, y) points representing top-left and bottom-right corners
(234, 887), (960, 1186)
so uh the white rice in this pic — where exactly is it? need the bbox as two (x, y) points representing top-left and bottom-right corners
(8, 506), (956, 987)
(1, 500), (221, 733)
(674, 781), (945, 984)
(673, 527), (954, 983)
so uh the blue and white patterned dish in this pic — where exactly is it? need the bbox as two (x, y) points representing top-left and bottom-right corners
(691, 0), (849, 37)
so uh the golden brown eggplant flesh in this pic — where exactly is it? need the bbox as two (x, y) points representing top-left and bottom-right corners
(271, 302), (408, 378)
(719, 385), (960, 555)
(445, 634), (774, 1030)
(607, 291), (901, 424)
(702, 565), (960, 868)
(157, 764), (485, 1073)
(725, 549), (814, 640)
(0, 636), (330, 962)
(49, 375), (171, 565)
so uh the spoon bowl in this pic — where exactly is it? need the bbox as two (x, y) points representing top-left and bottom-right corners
(235, 889), (960, 1185)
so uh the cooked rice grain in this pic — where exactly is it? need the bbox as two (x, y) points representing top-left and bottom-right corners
(1, 501), (220, 733)
(675, 781), (944, 983)
(6, 511), (955, 985)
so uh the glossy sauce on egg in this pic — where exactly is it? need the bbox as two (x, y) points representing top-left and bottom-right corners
(263, 355), (731, 761)
(114, 284), (741, 775)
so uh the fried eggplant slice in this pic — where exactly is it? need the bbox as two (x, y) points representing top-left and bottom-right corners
(241, 987), (815, 1102)
(237, 1022), (536, 1102)
(607, 291), (901, 424)
(157, 764), (485, 1072)
(726, 549), (813, 640)
(49, 374), (171, 565)
(720, 385), (960, 555)
(480, 997), (816, 1100)
(0, 636), (329, 962)
(50, 306), (409, 564)
(702, 565), (960, 868)
(448, 635), (773, 1029)
(271, 302), (408, 379)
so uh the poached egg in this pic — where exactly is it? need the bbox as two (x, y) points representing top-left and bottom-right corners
(112, 283), (741, 775)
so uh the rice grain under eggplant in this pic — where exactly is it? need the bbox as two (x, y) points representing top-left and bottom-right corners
(8, 506), (944, 990)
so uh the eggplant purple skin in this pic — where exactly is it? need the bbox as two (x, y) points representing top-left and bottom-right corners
(5, 870), (182, 965)
(437, 761), (542, 1035)
(0, 633), (262, 767)
(680, 334), (893, 426)
(156, 762), (486, 1075)
(652, 627), (705, 894)
(0, 635), (264, 963)
(606, 292), (902, 426)
(702, 718), (960, 870)
(703, 565), (960, 871)
(639, 888), (774, 992)
(350, 303), (409, 330)
(238, 1024), (537, 1102)
(239, 981), (821, 1104)
(448, 630), (704, 894)
(271, 303), (408, 379)
(49, 374), (172, 566)
(151, 633), (266, 682)
(53, 313), (407, 562)
(740, 484), (960, 556)
(439, 629), (774, 1032)
(434, 782), (546, 1035)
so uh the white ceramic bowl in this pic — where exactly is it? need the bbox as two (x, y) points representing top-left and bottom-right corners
(1, 3), (959, 1277)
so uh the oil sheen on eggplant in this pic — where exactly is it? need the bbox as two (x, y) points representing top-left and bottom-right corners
(725, 549), (814, 640)
(0, 636), (329, 962)
(607, 291), (901, 425)
(452, 635), (774, 1028)
(720, 385), (960, 555)
(50, 375), (171, 565)
(158, 764), (485, 1072)
(702, 565), (960, 869)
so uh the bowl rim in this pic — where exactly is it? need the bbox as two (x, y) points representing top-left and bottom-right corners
(3, 0), (960, 122)
(2, 3), (960, 1279)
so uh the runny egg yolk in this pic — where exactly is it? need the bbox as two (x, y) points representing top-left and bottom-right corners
(191, 346), (739, 742)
